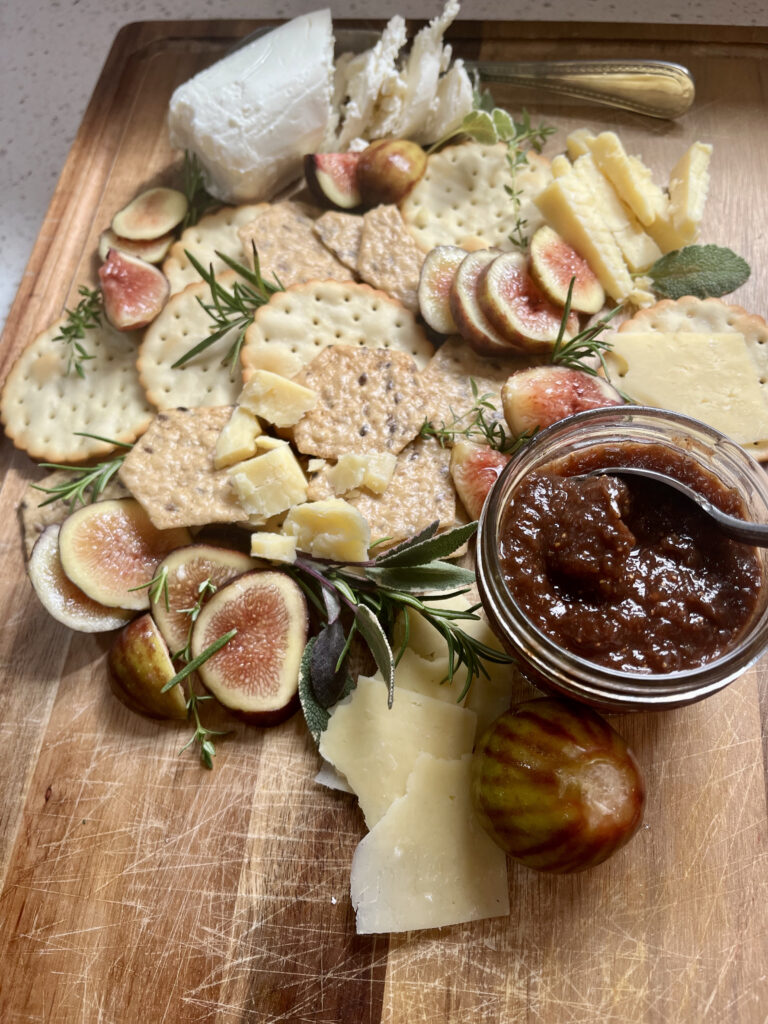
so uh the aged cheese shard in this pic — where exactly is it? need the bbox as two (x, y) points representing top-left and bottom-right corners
(350, 753), (509, 934)
(319, 673), (477, 827)
(282, 498), (371, 562)
(668, 141), (712, 242)
(249, 532), (297, 563)
(605, 332), (768, 445)
(228, 444), (307, 519)
(214, 406), (263, 469)
(586, 132), (667, 227)
(238, 369), (318, 428)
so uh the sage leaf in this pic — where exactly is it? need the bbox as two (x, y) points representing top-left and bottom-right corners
(376, 521), (478, 567)
(366, 561), (476, 594)
(459, 109), (498, 145)
(648, 244), (750, 300)
(310, 620), (351, 709)
(298, 637), (329, 743)
(374, 520), (439, 564)
(354, 604), (395, 707)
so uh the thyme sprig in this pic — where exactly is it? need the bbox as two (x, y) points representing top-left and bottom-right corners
(52, 286), (103, 378)
(420, 379), (533, 454)
(33, 434), (133, 510)
(550, 278), (623, 377)
(180, 151), (219, 229)
(171, 245), (282, 375)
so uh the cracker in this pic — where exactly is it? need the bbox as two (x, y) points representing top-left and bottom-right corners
(357, 205), (425, 312)
(118, 407), (247, 529)
(400, 142), (551, 252)
(0, 318), (154, 463)
(241, 280), (434, 381)
(238, 201), (352, 287)
(313, 211), (363, 272)
(163, 204), (266, 295)
(138, 270), (245, 411)
(290, 345), (428, 458)
(19, 471), (130, 559)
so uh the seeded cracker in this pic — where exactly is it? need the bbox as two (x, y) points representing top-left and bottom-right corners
(0, 318), (153, 463)
(119, 407), (247, 529)
(241, 280), (434, 381)
(313, 211), (364, 272)
(238, 201), (352, 287)
(163, 204), (266, 295)
(357, 205), (425, 312)
(400, 142), (551, 252)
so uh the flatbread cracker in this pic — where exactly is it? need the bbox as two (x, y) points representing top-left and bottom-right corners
(0, 318), (153, 463)
(357, 204), (425, 312)
(313, 211), (363, 272)
(119, 407), (247, 529)
(238, 201), (352, 287)
(241, 280), (434, 381)
(400, 142), (551, 252)
(290, 345), (428, 458)
(163, 204), (265, 295)
(138, 270), (245, 411)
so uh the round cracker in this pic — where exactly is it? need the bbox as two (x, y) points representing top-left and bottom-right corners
(0, 318), (153, 463)
(162, 203), (267, 295)
(240, 279), (434, 381)
(400, 142), (551, 252)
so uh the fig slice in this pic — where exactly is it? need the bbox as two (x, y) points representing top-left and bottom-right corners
(98, 228), (176, 265)
(450, 250), (528, 357)
(151, 544), (258, 655)
(108, 613), (188, 721)
(480, 252), (579, 353)
(418, 245), (466, 335)
(356, 138), (427, 206)
(449, 440), (510, 520)
(111, 187), (188, 241)
(27, 524), (134, 633)
(501, 366), (623, 436)
(304, 152), (362, 210)
(190, 570), (307, 724)
(98, 248), (170, 332)
(529, 225), (605, 314)
(58, 498), (192, 611)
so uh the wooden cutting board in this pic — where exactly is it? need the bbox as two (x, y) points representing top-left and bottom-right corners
(1, 19), (767, 1023)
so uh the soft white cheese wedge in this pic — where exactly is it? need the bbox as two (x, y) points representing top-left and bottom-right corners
(168, 10), (334, 203)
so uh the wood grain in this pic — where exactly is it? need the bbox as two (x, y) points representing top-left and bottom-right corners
(0, 20), (767, 1024)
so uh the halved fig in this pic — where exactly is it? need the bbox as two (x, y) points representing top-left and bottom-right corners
(501, 366), (623, 436)
(151, 544), (257, 654)
(98, 248), (170, 331)
(28, 524), (134, 632)
(98, 228), (176, 265)
(480, 252), (579, 353)
(304, 152), (362, 210)
(530, 225), (605, 314)
(418, 245), (466, 335)
(58, 499), (192, 610)
(111, 187), (188, 240)
(190, 570), (307, 724)
(450, 250), (527, 357)
(450, 440), (510, 520)
(356, 139), (427, 206)
(108, 613), (188, 720)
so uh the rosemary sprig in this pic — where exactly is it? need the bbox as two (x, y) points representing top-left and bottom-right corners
(180, 151), (219, 229)
(171, 245), (282, 374)
(128, 565), (170, 610)
(420, 379), (534, 454)
(550, 278), (623, 377)
(171, 578), (218, 664)
(33, 434), (133, 509)
(52, 286), (102, 378)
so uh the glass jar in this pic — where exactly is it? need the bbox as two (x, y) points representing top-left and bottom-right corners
(476, 406), (768, 712)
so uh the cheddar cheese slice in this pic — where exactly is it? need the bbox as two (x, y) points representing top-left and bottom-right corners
(668, 141), (713, 242)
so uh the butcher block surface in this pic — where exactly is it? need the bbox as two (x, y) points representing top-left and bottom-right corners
(0, 19), (767, 1024)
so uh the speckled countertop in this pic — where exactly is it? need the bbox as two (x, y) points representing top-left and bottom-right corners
(1, 0), (766, 329)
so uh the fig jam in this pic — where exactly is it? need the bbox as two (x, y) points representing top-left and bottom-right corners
(498, 444), (763, 673)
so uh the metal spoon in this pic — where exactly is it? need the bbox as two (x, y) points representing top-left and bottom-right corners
(586, 466), (768, 546)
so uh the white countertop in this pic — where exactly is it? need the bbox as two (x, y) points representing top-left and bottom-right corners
(2, 0), (766, 330)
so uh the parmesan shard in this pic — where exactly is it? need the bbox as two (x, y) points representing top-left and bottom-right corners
(350, 753), (509, 934)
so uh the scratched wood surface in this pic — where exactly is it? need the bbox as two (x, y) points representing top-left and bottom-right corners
(0, 19), (767, 1024)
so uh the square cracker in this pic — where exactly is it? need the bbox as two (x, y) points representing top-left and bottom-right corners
(356, 204), (425, 312)
(119, 406), (247, 529)
(162, 203), (266, 295)
(313, 211), (363, 272)
(290, 345), (429, 458)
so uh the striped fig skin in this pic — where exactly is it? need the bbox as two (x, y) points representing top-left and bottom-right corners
(471, 699), (645, 873)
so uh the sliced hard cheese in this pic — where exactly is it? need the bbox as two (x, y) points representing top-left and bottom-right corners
(282, 498), (370, 562)
(319, 674), (477, 827)
(586, 132), (667, 227)
(668, 141), (712, 241)
(228, 444), (307, 519)
(214, 406), (263, 469)
(249, 532), (297, 563)
(238, 369), (318, 428)
(605, 332), (768, 445)
(350, 753), (509, 934)
(327, 452), (398, 496)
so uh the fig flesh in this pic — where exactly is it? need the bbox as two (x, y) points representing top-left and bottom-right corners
(529, 225), (605, 314)
(108, 613), (187, 720)
(480, 252), (579, 353)
(99, 248), (170, 331)
(449, 440), (510, 520)
(450, 250), (526, 357)
(501, 365), (623, 436)
(356, 139), (427, 206)
(98, 228), (175, 265)
(111, 187), (188, 240)
(472, 698), (645, 873)
(191, 570), (307, 724)
(304, 152), (362, 210)
(418, 245), (466, 335)
(58, 498), (192, 610)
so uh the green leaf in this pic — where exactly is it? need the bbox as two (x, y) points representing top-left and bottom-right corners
(459, 109), (497, 145)
(298, 637), (329, 743)
(354, 604), (395, 708)
(491, 108), (515, 141)
(648, 244), (751, 300)
(365, 561), (475, 594)
(374, 521), (439, 564)
(375, 521), (478, 567)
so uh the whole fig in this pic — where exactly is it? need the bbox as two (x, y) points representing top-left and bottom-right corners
(357, 139), (427, 206)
